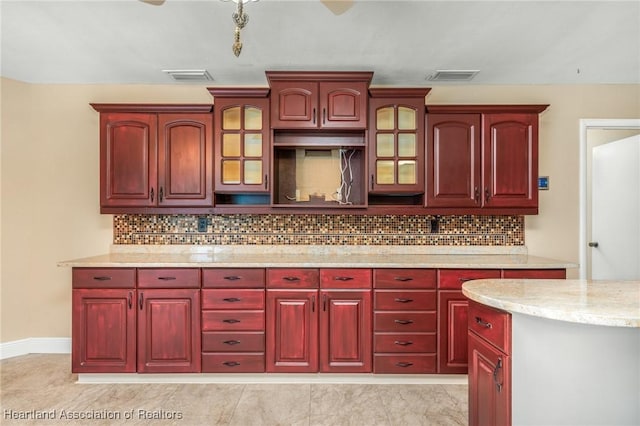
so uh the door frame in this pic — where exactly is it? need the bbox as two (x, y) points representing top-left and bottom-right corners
(579, 119), (640, 278)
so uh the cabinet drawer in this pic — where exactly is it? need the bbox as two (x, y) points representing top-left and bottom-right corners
(202, 268), (265, 288)
(374, 312), (436, 332)
(374, 269), (436, 289)
(438, 269), (501, 290)
(72, 268), (136, 288)
(373, 354), (436, 374)
(502, 269), (566, 279)
(202, 289), (265, 310)
(202, 311), (264, 331)
(137, 268), (200, 288)
(267, 269), (319, 288)
(468, 301), (511, 353)
(202, 332), (265, 352)
(374, 290), (436, 310)
(202, 353), (265, 373)
(320, 269), (371, 289)
(374, 333), (436, 353)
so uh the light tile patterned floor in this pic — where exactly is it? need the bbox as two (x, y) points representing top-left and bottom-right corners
(1, 354), (468, 425)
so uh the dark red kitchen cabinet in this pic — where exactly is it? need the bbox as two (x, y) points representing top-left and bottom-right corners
(72, 288), (136, 373)
(426, 113), (481, 207)
(265, 289), (319, 372)
(319, 290), (372, 373)
(137, 288), (201, 373)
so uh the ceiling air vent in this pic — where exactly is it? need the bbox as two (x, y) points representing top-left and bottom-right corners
(163, 69), (213, 82)
(428, 70), (479, 82)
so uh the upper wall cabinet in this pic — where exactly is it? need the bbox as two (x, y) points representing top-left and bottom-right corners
(92, 104), (213, 213)
(266, 71), (373, 129)
(368, 89), (430, 200)
(426, 105), (548, 214)
(208, 89), (270, 203)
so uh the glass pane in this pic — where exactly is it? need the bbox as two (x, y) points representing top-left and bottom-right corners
(222, 134), (241, 157)
(244, 107), (262, 130)
(376, 134), (395, 157)
(376, 160), (395, 185)
(398, 133), (416, 157)
(222, 107), (241, 130)
(376, 107), (394, 130)
(244, 160), (263, 184)
(398, 160), (417, 185)
(244, 134), (263, 157)
(398, 107), (416, 130)
(222, 160), (241, 184)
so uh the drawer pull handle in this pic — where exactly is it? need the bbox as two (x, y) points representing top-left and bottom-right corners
(396, 362), (413, 368)
(333, 276), (354, 281)
(223, 340), (241, 346)
(223, 361), (241, 367)
(475, 316), (492, 329)
(92, 276), (112, 281)
(493, 357), (503, 392)
(157, 276), (176, 281)
(394, 340), (413, 346)
(224, 276), (241, 281)
(394, 319), (414, 325)
(223, 297), (241, 303)
(128, 292), (133, 309)
(222, 319), (241, 324)
(394, 298), (414, 303)
(394, 277), (414, 282)
(283, 276), (301, 282)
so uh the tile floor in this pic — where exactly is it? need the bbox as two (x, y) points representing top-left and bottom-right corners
(1, 354), (468, 425)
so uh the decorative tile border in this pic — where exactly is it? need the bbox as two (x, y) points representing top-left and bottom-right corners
(113, 214), (524, 246)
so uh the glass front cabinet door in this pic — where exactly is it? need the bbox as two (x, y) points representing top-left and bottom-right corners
(368, 89), (428, 195)
(210, 89), (270, 194)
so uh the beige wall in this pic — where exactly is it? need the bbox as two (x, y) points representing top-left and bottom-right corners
(1, 78), (639, 343)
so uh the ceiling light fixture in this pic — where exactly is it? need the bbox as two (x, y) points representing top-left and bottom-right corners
(222, 0), (259, 57)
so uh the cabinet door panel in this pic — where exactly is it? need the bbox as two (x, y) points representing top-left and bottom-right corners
(137, 268), (200, 289)
(373, 354), (436, 374)
(101, 113), (157, 207)
(265, 290), (318, 372)
(270, 82), (318, 128)
(438, 269), (501, 290)
(374, 290), (436, 311)
(320, 81), (368, 129)
(201, 310), (265, 331)
(137, 289), (201, 373)
(202, 289), (265, 310)
(374, 333), (436, 353)
(202, 268), (265, 288)
(202, 353), (265, 372)
(438, 290), (469, 374)
(319, 290), (372, 372)
(72, 268), (136, 289)
(374, 312), (436, 332)
(72, 289), (136, 373)
(158, 114), (213, 206)
(320, 268), (371, 289)
(374, 269), (437, 289)
(267, 268), (319, 289)
(202, 331), (265, 352)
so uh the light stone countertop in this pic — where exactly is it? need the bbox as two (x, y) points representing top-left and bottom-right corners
(462, 279), (640, 327)
(58, 245), (575, 269)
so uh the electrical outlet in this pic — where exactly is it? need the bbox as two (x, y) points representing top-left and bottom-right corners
(197, 217), (208, 232)
(430, 218), (439, 233)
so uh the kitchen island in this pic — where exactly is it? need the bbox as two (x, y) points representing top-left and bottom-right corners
(462, 279), (640, 426)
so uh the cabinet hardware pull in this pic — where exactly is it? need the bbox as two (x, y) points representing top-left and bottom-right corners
(333, 276), (354, 281)
(394, 298), (413, 303)
(394, 341), (413, 346)
(323, 294), (327, 311)
(223, 276), (241, 281)
(223, 361), (241, 367)
(223, 340), (241, 346)
(159, 187), (164, 202)
(138, 293), (143, 310)
(150, 187), (154, 203)
(223, 297), (241, 303)
(485, 187), (490, 202)
(493, 357), (503, 392)
(222, 319), (241, 324)
(475, 316), (492, 329)
(312, 295), (315, 312)
(394, 319), (414, 325)
(474, 186), (479, 203)
(370, 174), (374, 190)
(322, 108), (326, 124)
(313, 108), (316, 125)
(157, 276), (176, 281)
(396, 362), (413, 368)
(265, 174), (268, 190)
(394, 277), (413, 282)
(128, 292), (133, 309)
(92, 276), (112, 281)
(283, 276), (300, 282)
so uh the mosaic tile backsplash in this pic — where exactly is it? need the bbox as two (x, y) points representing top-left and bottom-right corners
(114, 214), (524, 246)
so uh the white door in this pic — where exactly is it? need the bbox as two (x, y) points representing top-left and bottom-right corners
(591, 135), (640, 279)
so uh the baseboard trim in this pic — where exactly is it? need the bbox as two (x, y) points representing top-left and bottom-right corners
(0, 337), (71, 360)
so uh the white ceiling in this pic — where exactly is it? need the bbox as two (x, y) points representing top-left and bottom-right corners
(1, 0), (639, 87)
